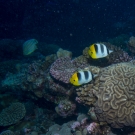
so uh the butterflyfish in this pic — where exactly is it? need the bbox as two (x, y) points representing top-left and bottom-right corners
(70, 70), (93, 86)
(88, 43), (113, 59)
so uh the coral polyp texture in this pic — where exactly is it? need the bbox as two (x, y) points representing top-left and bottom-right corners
(50, 57), (77, 83)
(76, 83), (97, 105)
(0, 102), (26, 126)
(93, 62), (135, 128)
(55, 100), (76, 117)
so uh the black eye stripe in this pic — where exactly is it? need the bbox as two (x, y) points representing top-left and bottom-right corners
(77, 72), (81, 81)
(94, 44), (98, 53)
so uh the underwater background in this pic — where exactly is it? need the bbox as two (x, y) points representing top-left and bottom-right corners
(1, 0), (135, 135)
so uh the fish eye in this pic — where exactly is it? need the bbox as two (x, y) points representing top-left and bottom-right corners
(91, 52), (93, 54)
(74, 80), (75, 81)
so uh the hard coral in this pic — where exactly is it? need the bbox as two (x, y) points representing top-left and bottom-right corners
(2, 58), (73, 103)
(72, 55), (89, 68)
(86, 122), (100, 135)
(46, 124), (72, 135)
(48, 76), (73, 96)
(93, 61), (135, 128)
(0, 130), (15, 135)
(17, 60), (48, 98)
(56, 48), (72, 58)
(105, 42), (133, 64)
(128, 36), (135, 53)
(55, 100), (76, 118)
(76, 83), (97, 105)
(0, 102), (26, 126)
(88, 107), (97, 121)
(50, 57), (77, 83)
(2, 59), (52, 98)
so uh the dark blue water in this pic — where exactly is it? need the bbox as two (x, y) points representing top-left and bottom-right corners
(1, 0), (135, 55)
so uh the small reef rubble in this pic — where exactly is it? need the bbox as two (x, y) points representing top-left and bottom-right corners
(1, 39), (135, 135)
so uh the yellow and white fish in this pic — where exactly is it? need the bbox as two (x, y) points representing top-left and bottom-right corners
(70, 70), (93, 86)
(23, 39), (38, 55)
(88, 43), (113, 59)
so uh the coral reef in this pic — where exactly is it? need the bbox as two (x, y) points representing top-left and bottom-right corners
(46, 124), (72, 135)
(45, 114), (89, 135)
(71, 121), (80, 131)
(1, 41), (135, 134)
(43, 54), (57, 70)
(128, 36), (135, 53)
(50, 57), (78, 83)
(48, 76), (73, 97)
(93, 62), (135, 128)
(2, 60), (47, 98)
(2, 72), (26, 88)
(70, 114), (89, 133)
(50, 56), (89, 83)
(16, 107), (56, 134)
(0, 93), (19, 111)
(45, 113), (112, 135)
(87, 122), (100, 134)
(72, 55), (90, 68)
(0, 102), (26, 126)
(56, 48), (72, 58)
(0, 130), (15, 135)
(55, 99), (76, 117)
(88, 107), (97, 121)
(108, 49), (133, 64)
(104, 42), (133, 64)
(22, 60), (48, 97)
(76, 83), (97, 105)
(2, 57), (73, 104)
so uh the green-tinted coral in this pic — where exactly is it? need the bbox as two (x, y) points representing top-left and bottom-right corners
(0, 102), (26, 126)
(0, 130), (14, 135)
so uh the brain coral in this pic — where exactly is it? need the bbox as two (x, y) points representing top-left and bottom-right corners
(0, 102), (26, 126)
(93, 62), (135, 128)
